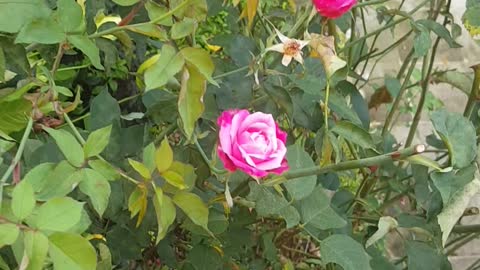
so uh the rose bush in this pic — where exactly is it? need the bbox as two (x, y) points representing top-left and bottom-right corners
(0, 0), (480, 269)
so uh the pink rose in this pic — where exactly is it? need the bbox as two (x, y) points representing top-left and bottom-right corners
(312, 0), (357, 19)
(217, 109), (289, 179)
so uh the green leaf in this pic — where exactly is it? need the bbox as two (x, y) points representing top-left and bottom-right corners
(84, 125), (112, 158)
(143, 143), (156, 173)
(89, 89), (121, 130)
(171, 0), (208, 21)
(186, 244), (222, 270)
(53, 86), (73, 97)
(413, 27), (432, 58)
(171, 18), (196, 39)
(0, 0), (51, 33)
(57, 0), (84, 32)
(24, 231), (48, 270)
(263, 84), (294, 119)
(331, 121), (375, 149)
(155, 138), (174, 173)
(144, 45), (185, 91)
(0, 38), (30, 76)
(112, 0), (140, 6)
(438, 179), (480, 246)
(67, 35), (104, 70)
(320, 91), (362, 126)
(406, 155), (449, 172)
(428, 165), (471, 213)
(0, 224), (19, 247)
(79, 169), (111, 217)
(35, 161), (78, 200)
(0, 99), (32, 136)
(433, 70), (472, 95)
(406, 241), (452, 270)
(15, 18), (65, 44)
(385, 76), (401, 98)
(300, 186), (346, 230)
(11, 181), (36, 220)
(88, 159), (120, 181)
(153, 187), (176, 244)
(161, 170), (186, 190)
(247, 182), (300, 228)
(128, 159), (151, 179)
(180, 47), (217, 86)
(283, 145), (317, 200)
(417, 19), (462, 48)
(96, 243), (112, 270)
(431, 110), (476, 168)
(365, 216), (398, 248)
(178, 66), (206, 139)
(28, 197), (83, 232)
(320, 235), (372, 270)
(48, 232), (97, 270)
(0, 256), (8, 270)
(23, 163), (56, 192)
(172, 192), (209, 232)
(145, 1), (172, 26)
(44, 127), (84, 167)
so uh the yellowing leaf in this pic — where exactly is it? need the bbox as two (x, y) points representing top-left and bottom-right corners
(180, 47), (217, 86)
(240, 0), (259, 30)
(128, 159), (151, 179)
(155, 138), (173, 173)
(178, 66), (206, 140)
(161, 170), (186, 190)
(128, 185), (148, 227)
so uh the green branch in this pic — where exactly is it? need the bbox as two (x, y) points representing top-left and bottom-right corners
(263, 144), (426, 186)
(0, 117), (34, 208)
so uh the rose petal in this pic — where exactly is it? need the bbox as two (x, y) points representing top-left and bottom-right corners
(217, 145), (237, 172)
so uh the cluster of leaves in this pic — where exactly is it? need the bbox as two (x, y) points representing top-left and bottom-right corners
(1, 0), (480, 270)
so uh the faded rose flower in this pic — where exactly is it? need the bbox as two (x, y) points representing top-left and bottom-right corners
(217, 109), (289, 179)
(312, 0), (357, 19)
(266, 30), (310, 66)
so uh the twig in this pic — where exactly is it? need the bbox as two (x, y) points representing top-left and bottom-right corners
(0, 117), (34, 208)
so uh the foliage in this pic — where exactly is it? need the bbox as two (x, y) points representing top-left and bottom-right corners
(0, 0), (480, 269)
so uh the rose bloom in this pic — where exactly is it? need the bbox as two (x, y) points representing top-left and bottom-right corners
(312, 0), (357, 19)
(217, 109), (289, 179)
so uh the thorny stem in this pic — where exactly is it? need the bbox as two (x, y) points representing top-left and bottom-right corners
(0, 117), (34, 209)
(464, 64), (480, 119)
(263, 144), (426, 186)
(382, 57), (418, 136)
